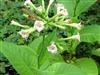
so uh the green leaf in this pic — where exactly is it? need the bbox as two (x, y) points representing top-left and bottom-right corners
(46, 63), (86, 75)
(92, 48), (100, 57)
(57, 0), (76, 17)
(29, 36), (43, 53)
(0, 41), (38, 75)
(74, 58), (98, 75)
(75, 0), (96, 17)
(96, 63), (100, 74)
(80, 25), (100, 42)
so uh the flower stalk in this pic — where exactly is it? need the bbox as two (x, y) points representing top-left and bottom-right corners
(46, 0), (54, 15)
(42, 0), (45, 12)
(24, 0), (37, 10)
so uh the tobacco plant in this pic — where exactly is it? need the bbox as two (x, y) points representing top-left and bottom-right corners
(0, 0), (100, 75)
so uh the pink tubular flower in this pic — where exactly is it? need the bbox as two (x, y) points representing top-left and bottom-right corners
(34, 20), (45, 32)
(67, 33), (80, 41)
(18, 28), (35, 40)
(18, 29), (30, 40)
(72, 33), (80, 42)
(47, 43), (57, 54)
(61, 33), (80, 42)
(73, 22), (82, 30)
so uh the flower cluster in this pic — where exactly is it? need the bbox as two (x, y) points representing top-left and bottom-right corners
(10, 0), (82, 54)
(11, 20), (45, 40)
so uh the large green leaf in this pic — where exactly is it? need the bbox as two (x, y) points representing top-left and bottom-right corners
(75, 0), (96, 17)
(0, 41), (38, 75)
(57, 0), (76, 17)
(46, 63), (86, 75)
(92, 48), (100, 57)
(80, 25), (100, 42)
(74, 58), (98, 75)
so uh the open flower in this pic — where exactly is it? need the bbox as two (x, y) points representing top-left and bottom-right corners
(71, 33), (80, 41)
(56, 3), (68, 16)
(24, 0), (31, 6)
(18, 29), (29, 40)
(18, 28), (35, 40)
(61, 33), (80, 41)
(72, 22), (82, 30)
(34, 20), (45, 32)
(47, 43), (57, 54)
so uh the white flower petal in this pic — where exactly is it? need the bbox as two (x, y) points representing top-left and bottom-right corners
(47, 43), (57, 54)
(73, 33), (80, 41)
(73, 22), (82, 30)
(77, 22), (82, 30)
(18, 29), (29, 40)
(68, 33), (80, 41)
(67, 22), (82, 30)
(18, 28), (34, 40)
(34, 20), (45, 32)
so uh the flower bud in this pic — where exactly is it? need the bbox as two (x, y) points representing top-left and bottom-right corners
(11, 20), (29, 28)
(11, 20), (21, 26)
(72, 22), (82, 30)
(37, 6), (43, 12)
